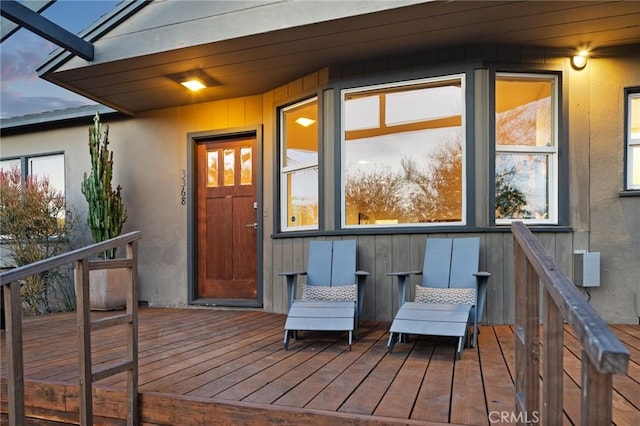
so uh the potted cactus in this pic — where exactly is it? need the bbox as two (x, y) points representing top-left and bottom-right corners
(81, 112), (128, 310)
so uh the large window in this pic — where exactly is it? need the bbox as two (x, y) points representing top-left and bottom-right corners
(0, 153), (67, 232)
(279, 97), (319, 231)
(495, 73), (558, 224)
(626, 89), (640, 190)
(0, 153), (65, 194)
(342, 75), (466, 227)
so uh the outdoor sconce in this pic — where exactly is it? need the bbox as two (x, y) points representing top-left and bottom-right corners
(168, 70), (217, 92)
(571, 50), (589, 70)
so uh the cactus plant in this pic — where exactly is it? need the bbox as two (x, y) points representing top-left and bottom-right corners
(81, 112), (127, 259)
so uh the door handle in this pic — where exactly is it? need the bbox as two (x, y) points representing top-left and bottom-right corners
(246, 223), (257, 230)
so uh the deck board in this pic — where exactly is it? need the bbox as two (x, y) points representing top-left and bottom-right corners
(2, 307), (640, 425)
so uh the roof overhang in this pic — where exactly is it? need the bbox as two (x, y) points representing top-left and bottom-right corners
(36, 1), (640, 116)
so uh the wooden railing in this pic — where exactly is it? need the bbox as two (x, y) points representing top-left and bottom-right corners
(0, 231), (142, 426)
(512, 222), (629, 425)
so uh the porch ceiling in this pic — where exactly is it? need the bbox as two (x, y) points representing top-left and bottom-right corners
(39, 1), (640, 116)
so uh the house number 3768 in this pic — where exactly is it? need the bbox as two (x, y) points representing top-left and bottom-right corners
(181, 170), (186, 205)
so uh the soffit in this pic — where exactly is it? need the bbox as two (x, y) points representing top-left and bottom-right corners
(38, 0), (640, 115)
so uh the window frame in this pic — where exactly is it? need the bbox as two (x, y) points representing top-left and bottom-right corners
(494, 72), (560, 225)
(625, 87), (640, 191)
(0, 152), (66, 193)
(278, 96), (320, 232)
(339, 74), (468, 229)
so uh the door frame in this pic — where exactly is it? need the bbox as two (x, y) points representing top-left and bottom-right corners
(187, 125), (263, 308)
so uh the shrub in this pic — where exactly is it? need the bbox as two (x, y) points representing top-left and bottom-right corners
(0, 164), (80, 315)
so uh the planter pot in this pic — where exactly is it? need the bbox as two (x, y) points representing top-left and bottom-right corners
(89, 268), (128, 310)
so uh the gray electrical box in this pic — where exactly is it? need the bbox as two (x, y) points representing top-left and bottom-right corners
(574, 251), (600, 287)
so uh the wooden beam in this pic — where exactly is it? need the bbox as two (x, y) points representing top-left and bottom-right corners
(0, 0), (54, 42)
(0, 0), (93, 61)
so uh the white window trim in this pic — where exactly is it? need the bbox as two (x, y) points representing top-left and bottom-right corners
(279, 97), (319, 232)
(340, 74), (467, 229)
(495, 72), (559, 225)
(626, 91), (640, 190)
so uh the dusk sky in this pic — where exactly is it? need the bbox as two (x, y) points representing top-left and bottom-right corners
(1, 0), (120, 119)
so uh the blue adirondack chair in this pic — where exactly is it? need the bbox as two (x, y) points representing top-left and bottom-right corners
(279, 240), (369, 349)
(387, 237), (491, 358)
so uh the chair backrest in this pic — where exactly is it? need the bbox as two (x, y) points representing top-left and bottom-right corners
(306, 240), (357, 287)
(421, 237), (479, 289)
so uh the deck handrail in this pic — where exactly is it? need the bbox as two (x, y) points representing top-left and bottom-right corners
(511, 222), (629, 425)
(1, 231), (142, 426)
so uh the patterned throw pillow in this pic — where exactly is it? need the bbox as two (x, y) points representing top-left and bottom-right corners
(301, 284), (357, 301)
(414, 286), (475, 304)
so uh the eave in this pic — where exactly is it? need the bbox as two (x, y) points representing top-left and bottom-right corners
(36, 1), (640, 116)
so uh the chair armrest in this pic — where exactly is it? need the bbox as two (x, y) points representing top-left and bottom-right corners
(277, 271), (307, 277)
(387, 271), (422, 311)
(355, 271), (369, 317)
(473, 272), (491, 279)
(279, 271), (307, 311)
(473, 271), (491, 324)
(387, 270), (422, 277)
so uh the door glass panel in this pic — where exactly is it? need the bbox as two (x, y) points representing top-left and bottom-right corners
(240, 147), (252, 185)
(223, 149), (234, 186)
(207, 150), (219, 187)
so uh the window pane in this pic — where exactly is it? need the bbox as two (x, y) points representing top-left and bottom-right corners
(628, 94), (640, 189)
(496, 74), (557, 224)
(240, 147), (252, 185)
(0, 159), (21, 173)
(343, 77), (465, 226)
(345, 95), (379, 130)
(223, 148), (234, 186)
(386, 84), (461, 125)
(632, 145), (640, 187)
(286, 168), (318, 228)
(207, 150), (219, 187)
(495, 153), (550, 220)
(283, 99), (318, 168)
(496, 78), (554, 147)
(280, 97), (319, 231)
(29, 154), (65, 195)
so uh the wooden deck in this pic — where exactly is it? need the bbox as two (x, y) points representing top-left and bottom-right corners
(1, 307), (639, 425)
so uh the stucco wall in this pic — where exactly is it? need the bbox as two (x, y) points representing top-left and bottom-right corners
(588, 56), (640, 324)
(1, 96), (264, 308)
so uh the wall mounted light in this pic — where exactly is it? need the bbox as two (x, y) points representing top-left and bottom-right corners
(571, 50), (589, 70)
(168, 70), (217, 92)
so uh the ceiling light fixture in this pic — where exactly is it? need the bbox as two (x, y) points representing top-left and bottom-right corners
(295, 117), (316, 127)
(168, 70), (217, 92)
(571, 50), (589, 70)
(181, 79), (207, 91)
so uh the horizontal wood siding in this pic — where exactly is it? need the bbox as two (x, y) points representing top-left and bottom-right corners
(268, 232), (573, 324)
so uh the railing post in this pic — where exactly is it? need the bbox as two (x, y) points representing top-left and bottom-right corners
(0, 231), (142, 424)
(543, 291), (563, 424)
(3, 281), (24, 426)
(76, 258), (93, 425)
(582, 353), (613, 425)
(126, 240), (139, 426)
(514, 240), (539, 424)
(512, 222), (628, 425)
